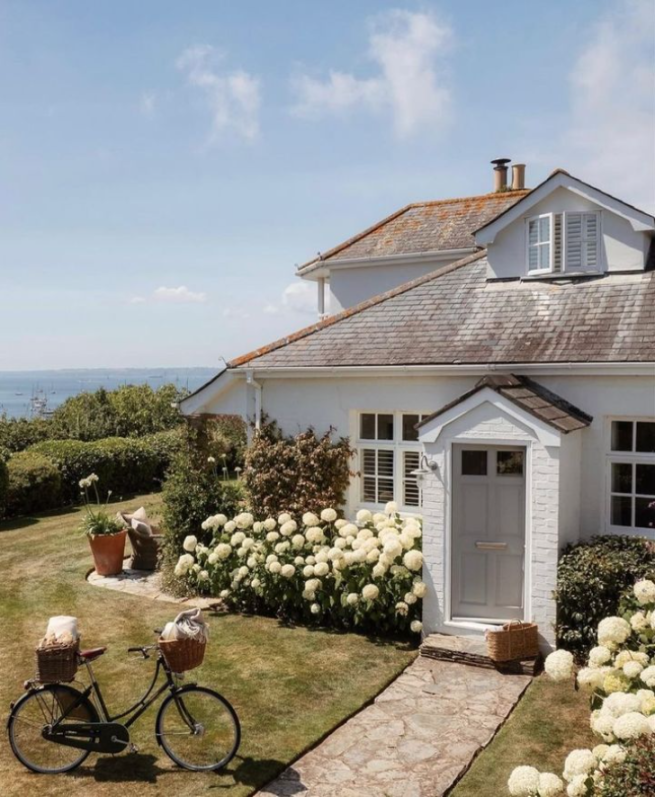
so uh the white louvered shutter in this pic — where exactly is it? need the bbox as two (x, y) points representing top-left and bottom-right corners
(565, 212), (599, 271)
(553, 213), (563, 272)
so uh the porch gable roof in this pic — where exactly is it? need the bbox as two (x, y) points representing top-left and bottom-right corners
(417, 374), (593, 436)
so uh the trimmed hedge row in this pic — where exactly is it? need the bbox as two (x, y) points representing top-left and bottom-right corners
(1, 429), (183, 518)
(5, 452), (62, 517)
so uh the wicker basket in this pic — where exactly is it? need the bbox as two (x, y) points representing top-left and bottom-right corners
(486, 622), (539, 663)
(35, 640), (79, 683)
(159, 637), (206, 673)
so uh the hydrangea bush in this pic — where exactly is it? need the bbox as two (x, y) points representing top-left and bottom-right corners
(508, 579), (655, 796)
(174, 501), (425, 636)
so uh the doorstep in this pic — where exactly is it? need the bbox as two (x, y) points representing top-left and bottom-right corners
(420, 634), (542, 676)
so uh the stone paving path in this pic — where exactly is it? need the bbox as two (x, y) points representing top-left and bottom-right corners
(87, 562), (215, 609)
(257, 655), (530, 797)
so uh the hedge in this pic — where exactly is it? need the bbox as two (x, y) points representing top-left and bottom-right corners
(0, 448), (9, 518)
(6, 451), (62, 517)
(555, 534), (655, 660)
(29, 429), (183, 504)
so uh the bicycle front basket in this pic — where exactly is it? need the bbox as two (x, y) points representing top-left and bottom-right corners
(159, 638), (206, 673)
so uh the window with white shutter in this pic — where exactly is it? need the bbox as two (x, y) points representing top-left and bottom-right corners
(357, 412), (426, 510)
(526, 211), (601, 274)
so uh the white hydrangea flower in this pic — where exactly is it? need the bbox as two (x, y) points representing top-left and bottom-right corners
(624, 660), (645, 679)
(280, 520), (297, 537)
(356, 508), (372, 523)
(577, 667), (609, 692)
(263, 518), (277, 531)
(292, 534), (306, 550)
(224, 520), (236, 534)
(198, 570), (209, 582)
(346, 593), (359, 606)
(600, 744), (626, 769)
(602, 692), (642, 718)
(215, 543), (232, 560)
(266, 531), (280, 543)
(403, 550), (423, 572)
(630, 611), (649, 631)
(565, 774), (588, 797)
(412, 581), (427, 598)
(362, 584), (379, 602)
(640, 665), (655, 688)
(278, 513), (291, 525)
(615, 650), (648, 668)
(366, 548), (380, 564)
(305, 578), (321, 593)
(597, 616), (631, 646)
(310, 602), (321, 614)
(384, 501), (399, 515)
(281, 564), (295, 579)
(303, 565), (315, 578)
(251, 578), (261, 589)
(320, 508), (337, 522)
(588, 646), (612, 667)
(314, 562), (329, 577)
(612, 711), (652, 740)
(404, 593), (418, 605)
(268, 561), (282, 574)
(383, 539), (403, 560)
(302, 512), (319, 527)
(590, 710), (615, 742)
(634, 579), (655, 605)
(294, 556), (305, 566)
(410, 620), (423, 634)
(538, 772), (564, 797)
(563, 749), (595, 781)
(219, 589), (230, 599)
(174, 554), (195, 576)
(507, 765), (540, 796)
(235, 512), (254, 529)
(305, 527), (325, 544)
(182, 535), (198, 553)
(395, 601), (409, 616)
(208, 552), (219, 565)
(334, 518), (347, 529)
(372, 562), (387, 579)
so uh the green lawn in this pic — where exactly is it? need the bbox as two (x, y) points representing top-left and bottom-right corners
(0, 495), (416, 796)
(451, 674), (595, 796)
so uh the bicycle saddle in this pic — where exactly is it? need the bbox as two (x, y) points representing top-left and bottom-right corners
(79, 647), (107, 661)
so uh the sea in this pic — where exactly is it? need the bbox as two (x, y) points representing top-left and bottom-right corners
(0, 368), (218, 419)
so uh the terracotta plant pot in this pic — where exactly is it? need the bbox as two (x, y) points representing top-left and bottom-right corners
(89, 529), (127, 576)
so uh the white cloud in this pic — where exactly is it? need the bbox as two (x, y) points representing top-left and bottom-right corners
(291, 10), (453, 138)
(154, 285), (207, 304)
(128, 295), (146, 304)
(140, 92), (156, 117)
(556, 0), (654, 210)
(177, 44), (261, 142)
(264, 281), (316, 317)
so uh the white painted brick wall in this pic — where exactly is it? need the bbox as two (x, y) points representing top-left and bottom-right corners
(421, 406), (559, 651)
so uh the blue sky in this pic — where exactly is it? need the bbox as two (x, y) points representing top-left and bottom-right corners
(1, 0), (653, 370)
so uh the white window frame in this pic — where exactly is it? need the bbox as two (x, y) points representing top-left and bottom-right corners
(526, 210), (602, 275)
(605, 417), (655, 535)
(526, 213), (554, 274)
(356, 411), (428, 512)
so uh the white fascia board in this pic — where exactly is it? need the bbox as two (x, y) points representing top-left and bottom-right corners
(476, 173), (655, 244)
(178, 369), (245, 416)
(238, 362), (655, 379)
(418, 389), (562, 448)
(298, 248), (476, 280)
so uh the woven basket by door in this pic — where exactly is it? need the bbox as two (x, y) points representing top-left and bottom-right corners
(159, 637), (206, 673)
(35, 640), (79, 683)
(486, 622), (539, 663)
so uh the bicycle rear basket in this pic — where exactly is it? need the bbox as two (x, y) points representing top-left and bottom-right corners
(35, 640), (79, 683)
(159, 638), (206, 673)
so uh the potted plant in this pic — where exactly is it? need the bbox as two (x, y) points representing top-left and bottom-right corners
(80, 473), (126, 576)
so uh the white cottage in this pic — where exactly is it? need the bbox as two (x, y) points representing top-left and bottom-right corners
(181, 161), (655, 650)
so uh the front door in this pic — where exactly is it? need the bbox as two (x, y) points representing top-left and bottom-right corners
(451, 444), (526, 622)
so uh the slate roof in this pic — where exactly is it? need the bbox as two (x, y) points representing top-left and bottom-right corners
(231, 252), (655, 369)
(297, 190), (530, 275)
(418, 374), (593, 434)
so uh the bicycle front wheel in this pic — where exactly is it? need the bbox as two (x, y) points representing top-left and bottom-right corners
(156, 685), (240, 772)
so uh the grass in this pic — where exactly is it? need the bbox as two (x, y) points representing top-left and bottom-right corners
(451, 674), (595, 796)
(0, 494), (416, 796)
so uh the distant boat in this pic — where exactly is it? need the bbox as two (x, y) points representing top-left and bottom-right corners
(15, 392), (24, 396)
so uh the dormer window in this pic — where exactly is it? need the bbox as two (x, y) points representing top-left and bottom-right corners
(526, 211), (601, 275)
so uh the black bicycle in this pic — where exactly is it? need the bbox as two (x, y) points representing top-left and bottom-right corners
(7, 632), (240, 774)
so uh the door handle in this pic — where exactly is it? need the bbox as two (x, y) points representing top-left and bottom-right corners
(475, 541), (508, 551)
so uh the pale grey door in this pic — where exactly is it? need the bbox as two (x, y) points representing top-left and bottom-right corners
(451, 445), (526, 622)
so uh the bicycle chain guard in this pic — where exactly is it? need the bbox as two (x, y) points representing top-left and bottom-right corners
(43, 721), (131, 755)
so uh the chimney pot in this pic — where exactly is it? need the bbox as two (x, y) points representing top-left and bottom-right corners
(512, 163), (526, 190)
(491, 158), (511, 192)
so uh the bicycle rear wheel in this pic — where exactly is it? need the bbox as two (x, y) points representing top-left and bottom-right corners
(156, 685), (240, 772)
(8, 684), (98, 774)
